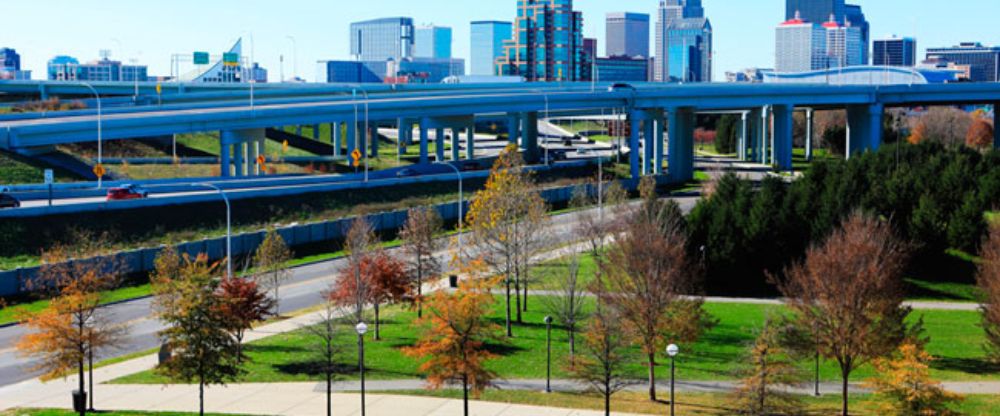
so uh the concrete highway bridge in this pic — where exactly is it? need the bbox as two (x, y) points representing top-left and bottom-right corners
(2, 81), (999, 183)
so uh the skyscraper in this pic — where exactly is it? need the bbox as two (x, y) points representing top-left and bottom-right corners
(415, 25), (452, 59)
(784, 0), (869, 64)
(874, 37), (917, 67)
(926, 42), (1000, 82)
(496, 0), (585, 82)
(606, 12), (650, 58)
(0, 48), (21, 71)
(654, 0), (712, 82)
(470, 21), (512, 76)
(350, 17), (415, 62)
(775, 13), (826, 73)
(822, 16), (863, 68)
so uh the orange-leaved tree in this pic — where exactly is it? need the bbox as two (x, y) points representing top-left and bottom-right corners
(216, 276), (274, 362)
(865, 343), (963, 415)
(464, 144), (548, 336)
(330, 249), (410, 340)
(966, 117), (995, 150)
(17, 244), (125, 416)
(404, 276), (502, 416)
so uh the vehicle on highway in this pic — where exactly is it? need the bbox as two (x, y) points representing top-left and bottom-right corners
(106, 184), (149, 201)
(459, 161), (479, 171)
(575, 148), (595, 156)
(608, 83), (636, 92)
(396, 168), (418, 178)
(0, 193), (20, 209)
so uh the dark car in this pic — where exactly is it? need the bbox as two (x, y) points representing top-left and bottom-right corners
(459, 161), (479, 172)
(106, 184), (149, 201)
(0, 193), (20, 209)
(396, 168), (418, 178)
(608, 83), (636, 92)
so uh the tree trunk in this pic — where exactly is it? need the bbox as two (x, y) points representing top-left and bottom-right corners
(326, 369), (332, 416)
(604, 378), (611, 416)
(647, 352), (657, 401)
(463, 372), (470, 416)
(199, 375), (205, 416)
(505, 275), (513, 337)
(523, 274), (528, 312)
(78, 356), (85, 416)
(236, 333), (244, 364)
(374, 303), (381, 341)
(514, 269), (522, 324)
(841, 369), (849, 416)
(569, 330), (576, 367)
(417, 265), (423, 319)
(274, 284), (281, 318)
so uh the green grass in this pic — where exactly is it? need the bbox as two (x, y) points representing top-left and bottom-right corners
(906, 278), (981, 302)
(112, 296), (997, 385)
(0, 409), (257, 416)
(0, 284), (152, 326)
(175, 132), (316, 158)
(0, 151), (78, 185)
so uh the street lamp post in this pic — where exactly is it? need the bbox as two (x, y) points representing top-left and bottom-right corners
(356, 322), (369, 416)
(666, 344), (679, 416)
(544, 316), (553, 393)
(78, 82), (102, 189)
(438, 162), (463, 247)
(352, 87), (371, 182)
(192, 183), (232, 279)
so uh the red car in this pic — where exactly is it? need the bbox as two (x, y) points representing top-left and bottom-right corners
(106, 184), (149, 201)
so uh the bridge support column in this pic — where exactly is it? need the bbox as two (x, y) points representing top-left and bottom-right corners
(370, 123), (379, 158)
(346, 121), (357, 159)
(221, 129), (265, 177)
(667, 107), (695, 183)
(451, 128), (461, 161)
(234, 142), (245, 176)
(331, 122), (341, 158)
(296, 125), (302, 137)
(747, 108), (761, 163)
(772, 104), (794, 172)
(522, 112), (539, 162)
(508, 113), (521, 146)
(220, 143), (232, 177)
(642, 117), (655, 176)
(466, 124), (475, 160)
(846, 104), (883, 158)
(738, 111), (749, 161)
(760, 106), (771, 165)
(419, 122), (430, 164)
(654, 111), (666, 175)
(313, 124), (320, 140)
(250, 139), (260, 176)
(433, 128), (444, 162)
(628, 110), (643, 179)
(805, 109), (814, 161)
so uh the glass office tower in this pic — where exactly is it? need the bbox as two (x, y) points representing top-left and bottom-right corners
(496, 0), (585, 82)
(874, 37), (917, 67)
(415, 26), (452, 59)
(606, 12), (650, 58)
(350, 17), (415, 62)
(470, 21), (512, 76)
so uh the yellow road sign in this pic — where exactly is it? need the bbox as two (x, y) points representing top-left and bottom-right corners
(92, 164), (105, 178)
(351, 149), (362, 161)
(282, 140), (289, 152)
(155, 83), (162, 95)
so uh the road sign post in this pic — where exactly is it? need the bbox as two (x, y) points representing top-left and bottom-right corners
(92, 164), (105, 180)
(44, 169), (53, 207)
(351, 149), (362, 169)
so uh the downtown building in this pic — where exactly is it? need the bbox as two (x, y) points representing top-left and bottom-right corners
(874, 36), (917, 67)
(496, 0), (586, 82)
(654, 0), (712, 82)
(785, 0), (870, 64)
(926, 43), (1000, 82)
(329, 17), (462, 83)
(0, 48), (31, 80)
(470, 21), (512, 75)
(606, 12), (649, 58)
(774, 12), (863, 73)
(47, 55), (148, 82)
(415, 25), (453, 59)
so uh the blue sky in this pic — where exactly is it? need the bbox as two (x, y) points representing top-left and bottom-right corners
(4, 0), (999, 81)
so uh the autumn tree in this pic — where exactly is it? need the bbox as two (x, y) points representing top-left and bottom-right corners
(342, 217), (378, 323)
(910, 107), (972, 146)
(730, 318), (805, 416)
(331, 250), (410, 340)
(465, 144), (549, 336)
(153, 253), (242, 416)
(601, 176), (714, 401)
(254, 229), (293, 316)
(400, 206), (443, 318)
(966, 117), (995, 150)
(978, 224), (1000, 363)
(540, 255), (589, 366)
(404, 277), (502, 416)
(775, 212), (920, 416)
(303, 295), (345, 416)
(17, 245), (125, 416)
(865, 343), (963, 416)
(216, 276), (274, 362)
(571, 287), (634, 416)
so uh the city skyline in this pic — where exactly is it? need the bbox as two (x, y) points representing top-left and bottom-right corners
(3, 0), (1000, 82)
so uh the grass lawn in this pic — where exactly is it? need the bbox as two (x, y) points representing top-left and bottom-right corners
(0, 284), (151, 326)
(0, 410), (256, 416)
(175, 133), (316, 158)
(111, 296), (997, 385)
(382, 390), (997, 416)
(0, 151), (78, 185)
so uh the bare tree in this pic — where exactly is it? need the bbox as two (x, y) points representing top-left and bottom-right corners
(400, 206), (443, 318)
(540, 255), (589, 366)
(775, 211), (919, 416)
(978, 223), (1000, 363)
(571, 287), (635, 416)
(254, 229), (293, 316)
(601, 176), (714, 401)
(909, 107), (972, 146)
(303, 295), (345, 416)
(342, 217), (378, 323)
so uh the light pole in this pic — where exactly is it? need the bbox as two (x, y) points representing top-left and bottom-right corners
(356, 322), (369, 416)
(666, 344), (679, 416)
(438, 162), (463, 247)
(352, 87), (371, 182)
(78, 82), (103, 189)
(544, 316), (553, 393)
(192, 183), (232, 279)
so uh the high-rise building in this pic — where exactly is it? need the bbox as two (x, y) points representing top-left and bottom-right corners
(470, 21), (512, 75)
(415, 25), (452, 59)
(606, 12), (650, 58)
(785, 0), (869, 64)
(775, 13), (826, 73)
(874, 37), (917, 67)
(595, 56), (650, 82)
(496, 0), (585, 82)
(926, 42), (1000, 82)
(0, 48), (21, 71)
(654, 0), (712, 82)
(350, 17), (415, 62)
(47, 55), (148, 82)
(822, 16), (863, 68)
